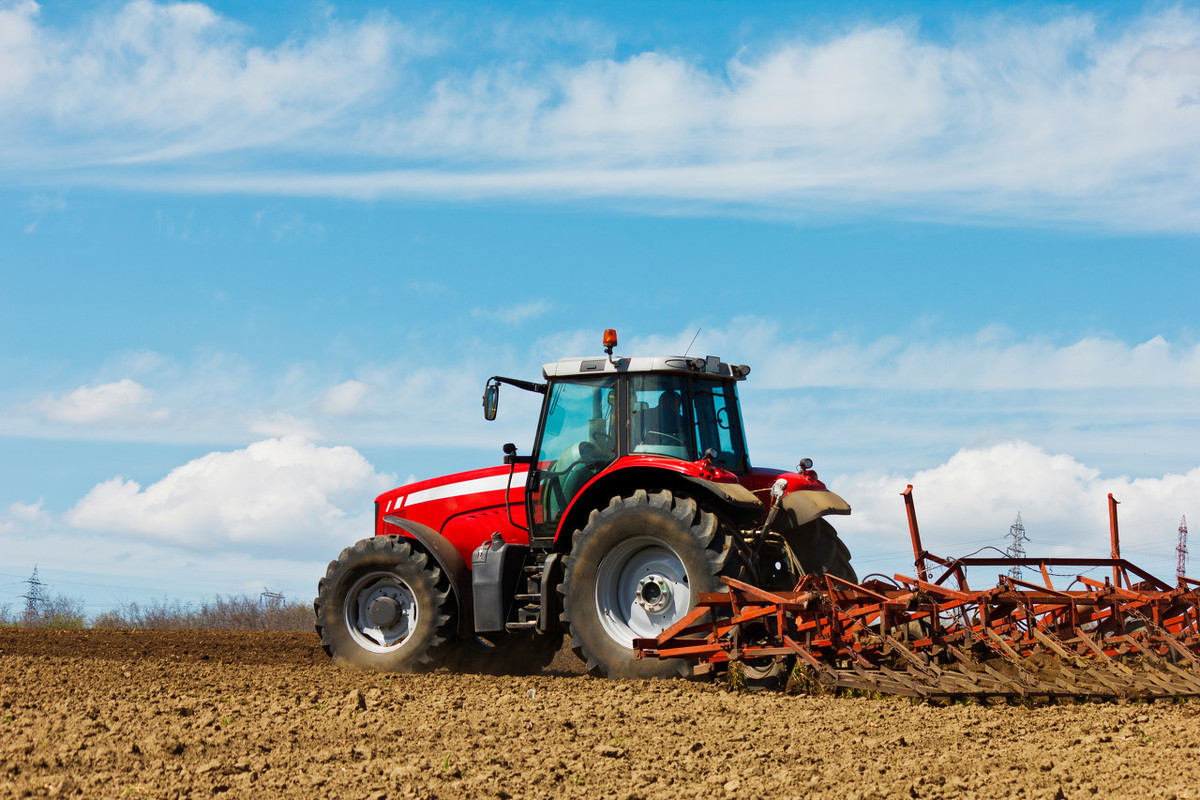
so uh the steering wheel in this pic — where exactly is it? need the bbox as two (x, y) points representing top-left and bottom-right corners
(716, 407), (730, 430)
(645, 430), (686, 446)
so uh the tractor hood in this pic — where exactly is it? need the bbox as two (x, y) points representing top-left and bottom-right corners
(376, 464), (527, 528)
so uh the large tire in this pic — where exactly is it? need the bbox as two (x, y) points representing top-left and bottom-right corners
(447, 631), (564, 676)
(314, 535), (456, 672)
(785, 518), (857, 583)
(562, 489), (732, 680)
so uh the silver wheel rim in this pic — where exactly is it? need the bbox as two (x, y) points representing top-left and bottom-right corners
(345, 570), (418, 653)
(594, 535), (691, 647)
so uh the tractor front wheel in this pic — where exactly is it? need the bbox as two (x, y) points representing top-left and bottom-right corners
(314, 535), (456, 672)
(562, 489), (732, 680)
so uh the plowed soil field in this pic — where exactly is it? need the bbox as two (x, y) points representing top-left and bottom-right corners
(4, 630), (1200, 799)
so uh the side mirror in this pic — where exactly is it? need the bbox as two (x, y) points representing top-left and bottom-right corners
(482, 380), (499, 421)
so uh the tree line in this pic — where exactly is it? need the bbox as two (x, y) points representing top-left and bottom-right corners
(0, 593), (313, 631)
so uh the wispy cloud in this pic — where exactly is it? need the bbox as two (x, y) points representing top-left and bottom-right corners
(640, 323), (1200, 391)
(4, 322), (1200, 485)
(472, 300), (550, 325)
(3, 4), (1200, 229)
(0, 0), (405, 166)
(2, 497), (51, 534)
(27, 378), (168, 425)
(316, 379), (370, 417)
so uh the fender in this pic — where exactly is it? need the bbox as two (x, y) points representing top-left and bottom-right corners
(382, 515), (474, 637)
(778, 490), (851, 529)
(555, 464), (765, 548)
(677, 474), (761, 511)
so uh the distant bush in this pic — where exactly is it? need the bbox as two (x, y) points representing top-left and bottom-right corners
(91, 594), (313, 631)
(0, 594), (312, 631)
(8, 595), (88, 629)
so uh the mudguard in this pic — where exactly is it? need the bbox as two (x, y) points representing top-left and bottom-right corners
(679, 474), (762, 511)
(556, 466), (766, 547)
(778, 490), (852, 528)
(382, 515), (474, 637)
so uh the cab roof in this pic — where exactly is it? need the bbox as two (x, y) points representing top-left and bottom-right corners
(542, 355), (749, 380)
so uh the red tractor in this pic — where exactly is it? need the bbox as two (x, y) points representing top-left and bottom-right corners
(315, 331), (856, 679)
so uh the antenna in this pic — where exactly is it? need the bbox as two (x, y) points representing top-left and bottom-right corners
(1005, 512), (1028, 579)
(1178, 515), (1189, 579)
(683, 328), (702, 357)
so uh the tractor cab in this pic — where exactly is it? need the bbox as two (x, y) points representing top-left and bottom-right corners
(485, 332), (753, 546)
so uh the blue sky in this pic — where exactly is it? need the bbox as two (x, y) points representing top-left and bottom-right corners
(2, 0), (1199, 612)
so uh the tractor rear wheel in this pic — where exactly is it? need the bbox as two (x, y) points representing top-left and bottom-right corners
(786, 518), (857, 583)
(562, 489), (732, 680)
(314, 535), (456, 672)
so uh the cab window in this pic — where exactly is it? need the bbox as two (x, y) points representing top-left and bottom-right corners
(630, 374), (693, 460)
(531, 378), (617, 537)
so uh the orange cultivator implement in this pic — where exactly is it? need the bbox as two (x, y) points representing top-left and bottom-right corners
(636, 487), (1200, 699)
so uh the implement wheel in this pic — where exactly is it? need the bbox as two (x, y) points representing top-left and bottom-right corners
(562, 489), (732, 680)
(314, 535), (456, 672)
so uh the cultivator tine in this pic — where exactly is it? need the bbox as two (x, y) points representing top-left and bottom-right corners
(1110, 630), (1200, 695)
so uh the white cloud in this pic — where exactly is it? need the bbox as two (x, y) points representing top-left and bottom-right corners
(248, 412), (319, 440)
(0, 501), (51, 537)
(835, 441), (1197, 585)
(1, 0), (403, 166)
(317, 380), (370, 416)
(64, 436), (394, 554)
(28, 378), (168, 425)
(0, 497), (51, 535)
(4, 5), (1200, 228)
(9, 497), (49, 525)
(0, 1), (42, 104)
(0, 496), (50, 534)
(650, 322), (1200, 392)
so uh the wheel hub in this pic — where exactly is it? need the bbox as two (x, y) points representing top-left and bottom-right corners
(368, 595), (400, 628)
(594, 536), (691, 646)
(635, 575), (672, 613)
(345, 572), (418, 653)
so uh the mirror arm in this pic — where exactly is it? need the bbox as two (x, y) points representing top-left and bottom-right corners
(487, 376), (547, 394)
